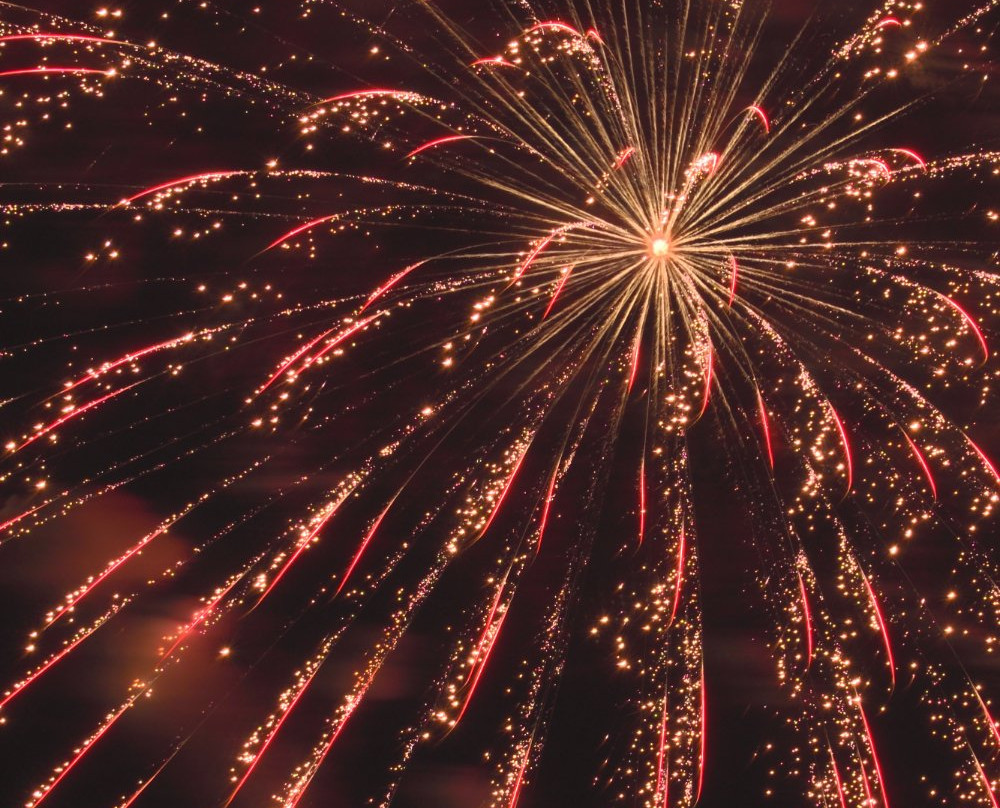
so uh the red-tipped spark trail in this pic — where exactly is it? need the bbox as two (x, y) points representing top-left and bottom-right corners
(613, 146), (636, 170)
(0, 33), (123, 45)
(0, 628), (97, 711)
(257, 326), (340, 393)
(362, 261), (427, 312)
(543, 266), (574, 319)
(628, 332), (642, 393)
(45, 523), (172, 627)
(508, 737), (535, 808)
(66, 333), (195, 390)
(858, 699), (893, 808)
(405, 134), (477, 160)
(697, 345), (714, 420)
(757, 388), (775, 469)
(696, 669), (707, 804)
(316, 88), (424, 105)
(655, 690), (670, 808)
(161, 576), (241, 661)
(939, 294), (989, 365)
(29, 699), (135, 808)
(967, 435), (1000, 484)
(669, 524), (687, 624)
(797, 572), (815, 669)
(0, 66), (112, 79)
(828, 743), (849, 808)
(860, 568), (896, 689)
(890, 147), (927, 170)
(121, 171), (241, 205)
(479, 445), (531, 539)
(15, 382), (139, 452)
(829, 405), (853, 495)
(334, 501), (393, 598)
(265, 214), (339, 251)
(972, 748), (1000, 808)
(453, 603), (509, 727)
(637, 458), (647, 547)
(901, 430), (937, 500)
(255, 497), (348, 607)
(282, 678), (373, 808)
(224, 664), (323, 807)
(536, 468), (558, 554)
(471, 56), (518, 69)
(300, 314), (381, 368)
(745, 105), (770, 132)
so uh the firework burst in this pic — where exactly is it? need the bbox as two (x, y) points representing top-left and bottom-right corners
(0, 1), (998, 807)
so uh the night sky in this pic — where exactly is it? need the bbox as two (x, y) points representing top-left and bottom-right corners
(0, 2), (999, 808)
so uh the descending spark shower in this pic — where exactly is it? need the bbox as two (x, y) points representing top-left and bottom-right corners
(0, 1), (997, 806)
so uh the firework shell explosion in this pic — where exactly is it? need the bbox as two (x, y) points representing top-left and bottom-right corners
(0, 0), (998, 806)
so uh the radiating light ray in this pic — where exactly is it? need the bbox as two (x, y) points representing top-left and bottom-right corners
(971, 682), (1000, 750)
(0, 502), (47, 535)
(281, 682), (370, 808)
(119, 753), (175, 808)
(627, 328), (644, 395)
(264, 212), (357, 251)
(507, 736), (535, 808)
